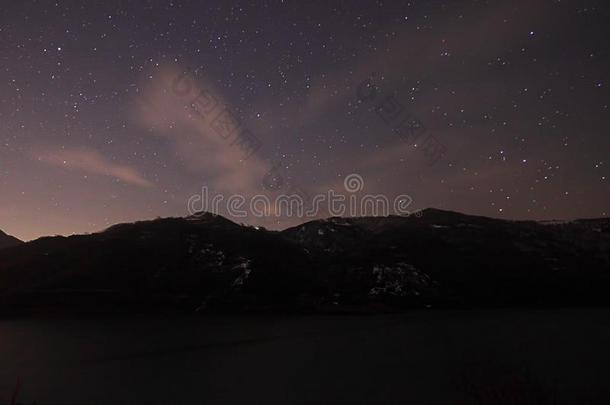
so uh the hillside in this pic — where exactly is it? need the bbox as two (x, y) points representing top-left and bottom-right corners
(0, 230), (22, 250)
(0, 209), (608, 313)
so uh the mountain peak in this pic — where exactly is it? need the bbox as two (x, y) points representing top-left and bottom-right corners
(185, 211), (241, 228)
(0, 229), (23, 249)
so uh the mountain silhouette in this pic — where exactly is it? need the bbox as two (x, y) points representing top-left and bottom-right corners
(0, 209), (609, 314)
(0, 230), (22, 250)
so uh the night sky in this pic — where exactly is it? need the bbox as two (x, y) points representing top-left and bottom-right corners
(1, 0), (608, 241)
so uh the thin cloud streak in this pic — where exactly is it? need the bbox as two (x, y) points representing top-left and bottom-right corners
(36, 147), (154, 188)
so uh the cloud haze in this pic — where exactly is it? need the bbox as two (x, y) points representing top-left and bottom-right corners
(36, 147), (154, 188)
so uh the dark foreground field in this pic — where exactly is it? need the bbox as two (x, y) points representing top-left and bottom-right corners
(1, 308), (609, 404)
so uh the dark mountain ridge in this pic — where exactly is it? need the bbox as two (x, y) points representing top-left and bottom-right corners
(0, 209), (609, 314)
(0, 229), (22, 250)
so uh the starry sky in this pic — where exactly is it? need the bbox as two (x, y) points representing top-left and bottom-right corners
(1, 0), (608, 241)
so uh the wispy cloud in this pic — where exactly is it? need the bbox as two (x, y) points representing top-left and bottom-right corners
(36, 147), (154, 188)
(131, 65), (269, 195)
